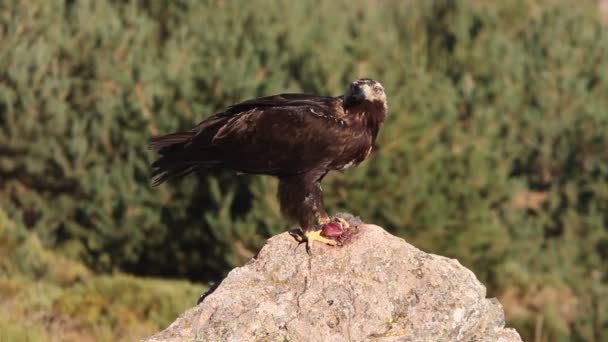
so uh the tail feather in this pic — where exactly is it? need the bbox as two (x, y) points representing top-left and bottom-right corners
(149, 131), (202, 186)
(149, 132), (196, 150)
(151, 162), (198, 186)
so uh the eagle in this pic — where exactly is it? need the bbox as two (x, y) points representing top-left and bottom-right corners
(150, 78), (387, 253)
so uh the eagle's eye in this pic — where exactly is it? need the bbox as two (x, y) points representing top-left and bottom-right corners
(348, 83), (362, 98)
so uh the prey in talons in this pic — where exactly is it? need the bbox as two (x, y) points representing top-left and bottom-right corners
(289, 217), (351, 255)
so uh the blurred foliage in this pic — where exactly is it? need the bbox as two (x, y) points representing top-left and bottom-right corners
(1, 0), (608, 340)
(0, 208), (205, 341)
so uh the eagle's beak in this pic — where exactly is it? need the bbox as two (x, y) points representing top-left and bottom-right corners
(358, 84), (373, 100)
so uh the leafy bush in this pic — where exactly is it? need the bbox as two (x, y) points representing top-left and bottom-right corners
(0, 208), (205, 341)
(1, 1), (607, 340)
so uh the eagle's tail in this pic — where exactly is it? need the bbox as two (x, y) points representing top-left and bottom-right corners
(149, 132), (195, 150)
(149, 131), (201, 186)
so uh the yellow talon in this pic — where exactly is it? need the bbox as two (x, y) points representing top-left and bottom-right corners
(318, 215), (331, 225)
(318, 216), (350, 228)
(304, 229), (337, 255)
(334, 217), (350, 229)
(290, 216), (350, 255)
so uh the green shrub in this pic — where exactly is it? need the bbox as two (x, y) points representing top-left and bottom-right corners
(1, 1), (607, 340)
(0, 207), (205, 341)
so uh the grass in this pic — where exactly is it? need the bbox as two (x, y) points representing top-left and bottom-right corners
(0, 209), (206, 342)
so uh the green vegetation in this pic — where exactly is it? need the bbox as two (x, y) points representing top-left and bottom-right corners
(0, 208), (205, 341)
(1, 0), (607, 340)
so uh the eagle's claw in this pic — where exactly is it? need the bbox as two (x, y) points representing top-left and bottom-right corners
(289, 229), (337, 255)
(289, 217), (351, 255)
(304, 230), (337, 255)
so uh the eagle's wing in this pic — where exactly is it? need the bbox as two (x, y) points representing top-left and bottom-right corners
(150, 93), (355, 184)
(222, 93), (344, 119)
(205, 94), (351, 175)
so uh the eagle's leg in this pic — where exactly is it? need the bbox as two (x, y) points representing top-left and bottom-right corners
(318, 213), (331, 225)
(279, 172), (338, 254)
(313, 187), (349, 230)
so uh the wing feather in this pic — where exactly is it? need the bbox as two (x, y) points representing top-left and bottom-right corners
(151, 93), (350, 180)
(207, 95), (349, 175)
(226, 94), (345, 118)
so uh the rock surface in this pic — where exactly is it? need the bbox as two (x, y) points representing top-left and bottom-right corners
(145, 216), (521, 342)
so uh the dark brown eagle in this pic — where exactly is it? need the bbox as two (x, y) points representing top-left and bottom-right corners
(150, 78), (387, 253)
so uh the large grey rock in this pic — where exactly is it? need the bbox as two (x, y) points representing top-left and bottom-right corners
(145, 217), (521, 342)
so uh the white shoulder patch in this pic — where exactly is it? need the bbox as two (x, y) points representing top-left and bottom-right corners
(341, 160), (357, 170)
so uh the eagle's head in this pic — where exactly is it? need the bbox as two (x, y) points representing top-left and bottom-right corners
(344, 78), (387, 111)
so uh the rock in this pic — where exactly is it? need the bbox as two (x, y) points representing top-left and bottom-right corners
(144, 215), (522, 342)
